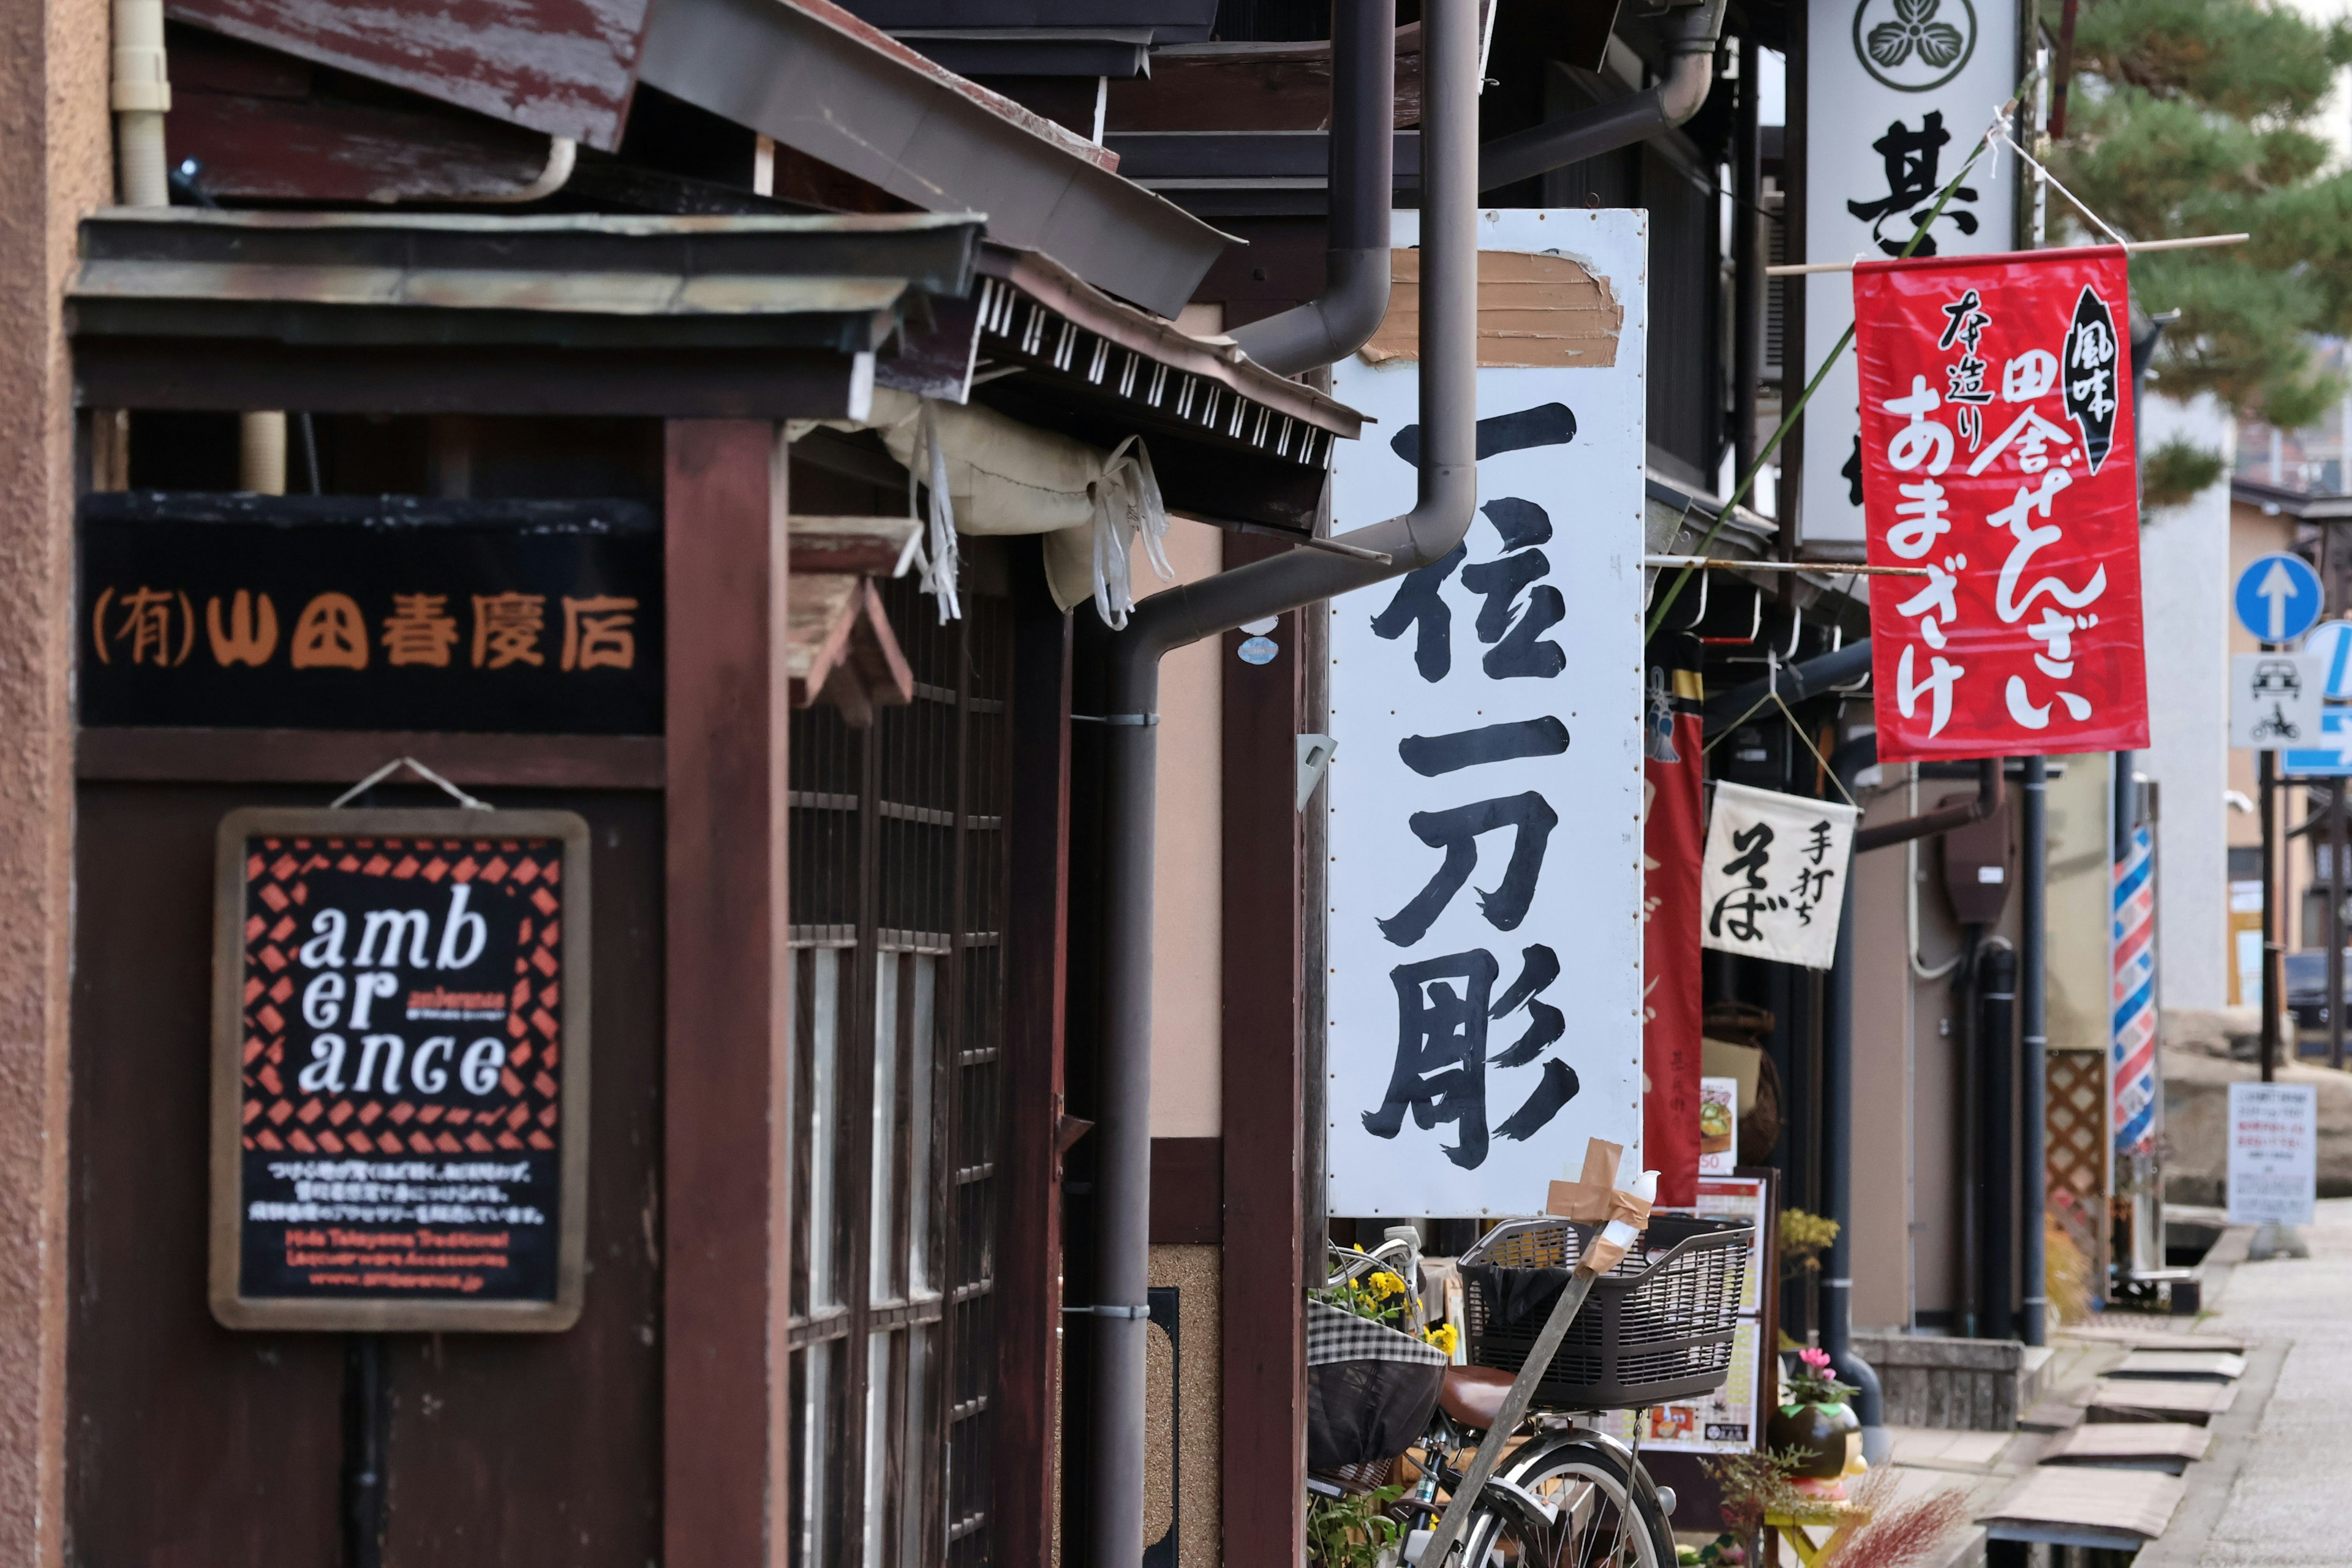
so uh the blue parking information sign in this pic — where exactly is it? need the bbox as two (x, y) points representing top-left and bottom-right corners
(2285, 709), (2352, 776)
(2235, 553), (2324, 644)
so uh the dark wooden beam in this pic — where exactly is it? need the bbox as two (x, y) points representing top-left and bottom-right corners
(995, 538), (1072, 1568)
(75, 727), (662, 788)
(1148, 1137), (1223, 1246)
(1218, 532), (1306, 1568)
(72, 340), (868, 421)
(663, 419), (791, 1566)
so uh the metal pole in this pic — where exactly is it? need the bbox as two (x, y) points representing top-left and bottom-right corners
(2331, 778), (2345, 1071)
(2261, 748), (2279, 1084)
(1820, 766), (1886, 1455)
(1732, 34), (1763, 488)
(2019, 756), (2049, 1347)
(1979, 940), (2018, 1342)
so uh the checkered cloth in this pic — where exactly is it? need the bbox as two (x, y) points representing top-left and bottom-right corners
(1307, 1299), (1449, 1368)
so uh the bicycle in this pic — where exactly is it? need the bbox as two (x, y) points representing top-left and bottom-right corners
(1310, 1212), (1749, 1568)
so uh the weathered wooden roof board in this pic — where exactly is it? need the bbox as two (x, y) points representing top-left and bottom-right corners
(166, 0), (654, 150)
(2109, 1350), (2247, 1383)
(2040, 1422), (2212, 1476)
(1980, 1468), (2187, 1548)
(67, 208), (981, 418)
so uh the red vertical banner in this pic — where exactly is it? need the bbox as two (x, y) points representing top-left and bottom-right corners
(1644, 650), (1705, 1207)
(1855, 246), (2149, 761)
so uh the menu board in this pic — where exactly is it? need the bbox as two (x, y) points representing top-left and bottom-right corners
(1592, 1175), (1772, 1455)
(210, 807), (591, 1331)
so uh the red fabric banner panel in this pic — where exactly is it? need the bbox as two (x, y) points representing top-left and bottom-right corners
(1644, 682), (1705, 1208)
(1856, 246), (2149, 762)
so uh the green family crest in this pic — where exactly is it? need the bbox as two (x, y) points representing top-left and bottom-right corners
(1852, 0), (1977, 91)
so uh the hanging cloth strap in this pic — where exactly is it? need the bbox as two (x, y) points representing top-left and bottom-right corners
(903, 399), (963, 623)
(1088, 435), (1174, 631)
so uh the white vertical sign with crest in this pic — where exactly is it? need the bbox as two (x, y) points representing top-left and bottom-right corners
(1325, 209), (1647, 1217)
(1801, 0), (2018, 544)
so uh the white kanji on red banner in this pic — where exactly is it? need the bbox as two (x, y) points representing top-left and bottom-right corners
(1856, 246), (2150, 761)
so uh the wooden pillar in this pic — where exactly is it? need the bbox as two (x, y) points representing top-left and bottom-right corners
(663, 420), (793, 1564)
(1219, 534), (1306, 1564)
(996, 540), (1074, 1567)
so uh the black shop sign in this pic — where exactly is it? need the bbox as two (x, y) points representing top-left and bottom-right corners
(210, 807), (591, 1332)
(80, 492), (660, 734)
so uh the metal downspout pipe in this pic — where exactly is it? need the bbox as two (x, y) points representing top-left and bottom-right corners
(1825, 737), (1888, 1463)
(112, 0), (171, 207)
(1476, 0), (1727, 192)
(1087, 1), (1481, 1559)
(2019, 755), (2049, 1345)
(1228, 0), (1396, 375)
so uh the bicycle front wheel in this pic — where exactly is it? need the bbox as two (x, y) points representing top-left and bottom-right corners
(1455, 1434), (1672, 1568)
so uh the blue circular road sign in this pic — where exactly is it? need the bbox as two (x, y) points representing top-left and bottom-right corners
(2307, 619), (2352, 700)
(2236, 552), (2324, 644)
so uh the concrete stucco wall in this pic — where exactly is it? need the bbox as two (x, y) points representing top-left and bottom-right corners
(0, 0), (109, 1558)
(1145, 519), (1224, 1137)
(2137, 393), (2236, 1008)
(2045, 754), (2114, 1058)
(1850, 774), (1917, 1330)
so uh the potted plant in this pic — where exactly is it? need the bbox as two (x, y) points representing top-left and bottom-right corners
(1765, 1348), (1863, 1498)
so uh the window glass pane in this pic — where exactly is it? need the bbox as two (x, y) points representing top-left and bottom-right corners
(862, 1330), (895, 1568)
(902, 1324), (938, 1566)
(807, 949), (842, 1310)
(907, 954), (938, 1297)
(871, 955), (901, 1303)
(794, 1340), (839, 1568)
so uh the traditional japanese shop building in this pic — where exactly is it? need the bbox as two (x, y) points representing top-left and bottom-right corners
(0, 0), (2151, 1560)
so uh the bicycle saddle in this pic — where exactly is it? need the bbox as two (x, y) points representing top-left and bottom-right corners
(1436, 1365), (1517, 1431)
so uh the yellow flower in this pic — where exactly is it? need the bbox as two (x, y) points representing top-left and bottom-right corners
(1422, 1323), (1460, 1355)
(1370, 1270), (1406, 1298)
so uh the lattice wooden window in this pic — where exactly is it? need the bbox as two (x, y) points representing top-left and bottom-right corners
(787, 575), (1011, 1568)
(2045, 1050), (2109, 1269)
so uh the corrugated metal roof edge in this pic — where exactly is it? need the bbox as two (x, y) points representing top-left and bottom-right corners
(980, 242), (1364, 441)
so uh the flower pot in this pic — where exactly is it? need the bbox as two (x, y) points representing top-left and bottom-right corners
(1765, 1399), (1860, 1482)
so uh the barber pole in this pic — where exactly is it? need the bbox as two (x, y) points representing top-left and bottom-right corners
(2113, 821), (2157, 1156)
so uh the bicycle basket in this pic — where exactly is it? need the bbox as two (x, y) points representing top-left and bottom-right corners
(1458, 1213), (1752, 1410)
(1305, 1299), (1447, 1471)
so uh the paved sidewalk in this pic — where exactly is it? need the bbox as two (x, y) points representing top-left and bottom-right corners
(2140, 1197), (2352, 1565)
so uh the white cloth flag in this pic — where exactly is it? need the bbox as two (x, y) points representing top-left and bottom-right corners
(1697, 782), (1859, 970)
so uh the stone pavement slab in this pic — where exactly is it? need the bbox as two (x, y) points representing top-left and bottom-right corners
(2135, 1196), (2352, 1566)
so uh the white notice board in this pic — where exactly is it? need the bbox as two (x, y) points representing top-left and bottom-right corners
(1325, 209), (1647, 1216)
(2228, 1080), (2317, 1227)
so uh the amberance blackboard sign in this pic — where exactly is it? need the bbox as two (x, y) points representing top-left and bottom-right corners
(211, 807), (591, 1332)
(81, 492), (660, 734)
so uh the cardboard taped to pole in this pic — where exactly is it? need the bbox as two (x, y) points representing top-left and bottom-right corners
(1547, 1137), (1654, 1272)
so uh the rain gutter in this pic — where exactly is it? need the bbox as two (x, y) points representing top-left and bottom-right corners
(1476, 0), (1727, 193)
(1084, 0), (1481, 1558)
(1227, 0), (1396, 374)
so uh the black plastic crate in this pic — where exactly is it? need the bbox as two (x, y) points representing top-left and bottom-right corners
(1459, 1213), (1752, 1409)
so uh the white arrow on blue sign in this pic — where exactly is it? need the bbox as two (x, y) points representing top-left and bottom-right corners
(2236, 552), (2324, 644)
(2285, 707), (2352, 776)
